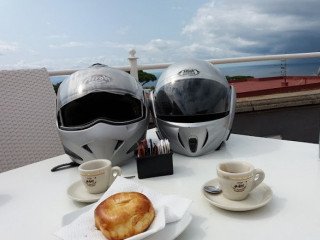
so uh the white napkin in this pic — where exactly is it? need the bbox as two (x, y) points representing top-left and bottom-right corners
(55, 176), (192, 240)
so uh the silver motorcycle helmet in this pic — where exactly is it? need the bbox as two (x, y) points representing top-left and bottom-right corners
(150, 59), (236, 157)
(56, 63), (149, 166)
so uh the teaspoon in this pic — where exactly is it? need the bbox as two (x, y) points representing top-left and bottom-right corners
(203, 185), (222, 194)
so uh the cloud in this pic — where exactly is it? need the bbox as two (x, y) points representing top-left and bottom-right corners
(0, 41), (18, 55)
(138, 39), (180, 53)
(182, 0), (320, 57)
(179, 43), (244, 60)
(103, 39), (181, 63)
(49, 41), (92, 48)
(104, 39), (179, 52)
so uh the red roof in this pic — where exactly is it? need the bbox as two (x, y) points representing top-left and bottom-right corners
(229, 76), (320, 98)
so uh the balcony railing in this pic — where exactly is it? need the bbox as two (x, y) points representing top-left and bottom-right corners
(48, 51), (320, 78)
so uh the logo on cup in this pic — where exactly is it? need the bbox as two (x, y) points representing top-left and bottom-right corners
(86, 177), (97, 187)
(232, 181), (247, 192)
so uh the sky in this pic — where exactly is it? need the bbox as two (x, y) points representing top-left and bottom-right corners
(0, 0), (320, 71)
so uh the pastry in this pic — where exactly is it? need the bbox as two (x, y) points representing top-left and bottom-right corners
(94, 192), (155, 240)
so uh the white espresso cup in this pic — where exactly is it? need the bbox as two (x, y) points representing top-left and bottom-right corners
(217, 161), (265, 201)
(79, 159), (122, 194)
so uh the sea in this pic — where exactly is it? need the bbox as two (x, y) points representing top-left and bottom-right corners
(50, 58), (320, 87)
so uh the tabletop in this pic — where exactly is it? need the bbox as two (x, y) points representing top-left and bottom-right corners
(1, 129), (320, 240)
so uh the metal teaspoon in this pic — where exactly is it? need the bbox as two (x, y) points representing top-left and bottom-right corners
(203, 185), (222, 194)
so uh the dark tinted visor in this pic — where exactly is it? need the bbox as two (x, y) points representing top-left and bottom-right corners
(59, 92), (144, 129)
(155, 78), (230, 123)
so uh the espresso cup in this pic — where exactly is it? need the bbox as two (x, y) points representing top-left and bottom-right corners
(79, 159), (122, 194)
(217, 161), (265, 201)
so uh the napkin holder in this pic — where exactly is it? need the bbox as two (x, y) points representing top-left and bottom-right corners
(136, 151), (173, 179)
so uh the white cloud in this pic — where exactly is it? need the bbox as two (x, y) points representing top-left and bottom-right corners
(49, 41), (92, 49)
(138, 39), (180, 52)
(179, 43), (246, 60)
(182, 0), (320, 56)
(103, 39), (181, 64)
(103, 41), (134, 50)
(0, 41), (18, 54)
(104, 39), (179, 52)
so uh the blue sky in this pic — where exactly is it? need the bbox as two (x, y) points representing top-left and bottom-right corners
(0, 0), (320, 71)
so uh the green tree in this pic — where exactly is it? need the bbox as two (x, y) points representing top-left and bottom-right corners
(137, 70), (157, 86)
(226, 75), (254, 81)
(53, 82), (61, 94)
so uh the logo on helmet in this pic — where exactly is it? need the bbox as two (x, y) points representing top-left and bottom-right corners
(178, 69), (200, 76)
(91, 74), (111, 82)
(84, 74), (111, 85)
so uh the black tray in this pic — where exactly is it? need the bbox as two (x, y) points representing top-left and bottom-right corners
(136, 151), (173, 179)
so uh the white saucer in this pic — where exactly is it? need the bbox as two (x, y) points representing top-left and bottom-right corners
(202, 178), (273, 211)
(67, 180), (105, 203)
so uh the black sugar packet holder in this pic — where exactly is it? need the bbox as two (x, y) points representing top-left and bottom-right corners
(135, 138), (173, 179)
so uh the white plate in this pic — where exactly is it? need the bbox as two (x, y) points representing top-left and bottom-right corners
(144, 212), (192, 240)
(202, 178), (273, 211)
(67, 180), (105, 203)
(62, 204), (192, 240)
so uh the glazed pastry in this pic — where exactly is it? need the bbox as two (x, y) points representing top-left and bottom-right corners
(94, 192), (155, 240)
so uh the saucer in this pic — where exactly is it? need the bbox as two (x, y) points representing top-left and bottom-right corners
(67, 180), (105, 203)
(202, 178), (273, 211)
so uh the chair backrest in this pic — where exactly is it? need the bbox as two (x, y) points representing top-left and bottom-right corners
(0, 68), (65, 172)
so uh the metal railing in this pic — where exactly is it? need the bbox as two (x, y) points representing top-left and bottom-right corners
(48, 51), (320, 79)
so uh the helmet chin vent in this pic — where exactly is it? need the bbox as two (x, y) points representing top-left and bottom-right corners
(202, 130), (209, 148)
(189, 138), (198, 153)
(178, 133), (185, 148)
(82, 144), (93, 153)
(127, 143), (136, 154)
(114, 140), (124, 151)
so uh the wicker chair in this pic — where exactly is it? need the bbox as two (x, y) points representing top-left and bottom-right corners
(0, 68), (64, 172)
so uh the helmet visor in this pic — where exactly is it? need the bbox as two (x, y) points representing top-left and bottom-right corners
(155, 78), (230, 122)
(58, 91), (144, 129)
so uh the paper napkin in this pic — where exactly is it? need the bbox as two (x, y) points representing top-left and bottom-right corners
(55, 176), (192, 240)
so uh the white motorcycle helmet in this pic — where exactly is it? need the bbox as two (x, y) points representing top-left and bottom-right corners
(150, 59), (236, 157)
(56, 64), (149, 166)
